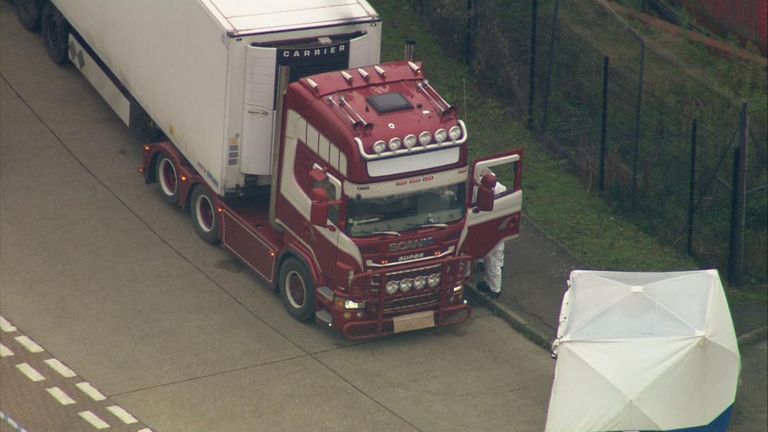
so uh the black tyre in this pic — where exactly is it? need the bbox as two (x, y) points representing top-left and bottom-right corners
(15, 0), (43, 31)
(190, 186), (219, 244)
(41, 2), (69, 65)
(278, 258), (316, 322)
(155, 155), (180, 205)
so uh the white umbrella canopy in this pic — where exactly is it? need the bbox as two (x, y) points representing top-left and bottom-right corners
(546, 270), (740, 432)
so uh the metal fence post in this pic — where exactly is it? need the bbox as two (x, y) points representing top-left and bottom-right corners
(687, 119), (698, 256)
(729, 102), (748, 287)
(631, 41), (645, 207)
(465, 0), (474, 70)
(526, 0), (539, 130)
(599, 56), (609, 192)
(541, 0), (560, 135)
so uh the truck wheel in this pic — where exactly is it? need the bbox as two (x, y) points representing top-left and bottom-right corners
(278, 258), (315, 322)
(15, 0), (43, 31)
(156, 155), (180, 205)
(190, 186), (219, 244)
(41, 2), (69, 65)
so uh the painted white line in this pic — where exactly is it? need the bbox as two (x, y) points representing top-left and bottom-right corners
(78, 411), (110, 430)
(137, 429), (153, 432)
(15, 363), (45, 382)
(0, 342), (13, 357)
(44, 358), (76, 378)
(76, 382), (106, 401)
(0, 410), (28, 432)
(14, 336), (44, 353)
(46, 387), (76, 405)
(0, 315), (17, 332)
(106, 405), (138, 424)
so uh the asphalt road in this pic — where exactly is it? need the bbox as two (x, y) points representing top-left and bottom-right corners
(0, 3), (555, 431)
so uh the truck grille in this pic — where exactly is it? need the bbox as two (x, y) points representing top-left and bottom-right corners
(382, 291), (440, 316)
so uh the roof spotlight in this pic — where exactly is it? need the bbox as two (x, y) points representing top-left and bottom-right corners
(373, 140), (387, 154)
(434, 128), (448, 143)
(388, 137), (402, 151)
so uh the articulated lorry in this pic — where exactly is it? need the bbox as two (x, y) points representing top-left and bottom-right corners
(17, 0), (523, 339)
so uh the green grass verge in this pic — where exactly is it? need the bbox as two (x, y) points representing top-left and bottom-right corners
(369, 0), (767, 305)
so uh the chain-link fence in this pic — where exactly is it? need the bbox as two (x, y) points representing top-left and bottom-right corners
(412, 0), (767, 285)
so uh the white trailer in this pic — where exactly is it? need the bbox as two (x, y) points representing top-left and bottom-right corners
(44, 0), (380, 195)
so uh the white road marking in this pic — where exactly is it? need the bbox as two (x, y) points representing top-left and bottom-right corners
(44, 358), (77, 378)
(106, 405), (138, 424)
(0, 315), (17, 332)
(46, 387), (76, 405)
(0, 342), (13, 357)
(76, 382), (106, 401)
(78, 411), (110, 429)
(137, 429), (153, 432)
(16, 363), (45, 382)
(14, 336), (44, 353)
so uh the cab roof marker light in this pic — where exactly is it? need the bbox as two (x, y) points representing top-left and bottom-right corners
(357, 68), (370, 80)
(306, 78), (319, 92)
(408, 61), (421, 74)
(374, 65), (386, 78)
(341, 70), (353, 83)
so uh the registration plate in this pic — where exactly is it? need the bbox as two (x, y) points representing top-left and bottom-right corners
(393, 311), (435, 333)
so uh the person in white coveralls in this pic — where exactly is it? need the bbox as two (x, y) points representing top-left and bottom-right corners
(475, 170), (507, 299)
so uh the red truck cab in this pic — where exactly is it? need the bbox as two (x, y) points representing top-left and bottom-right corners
(143, 61), (522, 339)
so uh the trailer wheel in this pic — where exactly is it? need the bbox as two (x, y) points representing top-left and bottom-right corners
(41, 1), (69, 65)
(15, 0), (43, 31)
(278, 258), (315, 322)
(190, 186), (219, 244)
(156, 155), (180, 205)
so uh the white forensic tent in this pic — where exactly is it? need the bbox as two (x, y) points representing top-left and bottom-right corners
(546, 270), (740, 432)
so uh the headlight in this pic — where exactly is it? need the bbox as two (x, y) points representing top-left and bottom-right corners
(399, 278), (413, 293)
(427, 273), (441, 288)
(418, 131), (431, 146)
(403, 134), (417, 149)
(388, 137), (402, 151)
(386, 280), (399, 295)
(344, 299), (365, 309)
(434, 128), (447, 143)
(373, 140), (387, 154)
(448, 125), (462, 141)
(414, 276), (427, 290)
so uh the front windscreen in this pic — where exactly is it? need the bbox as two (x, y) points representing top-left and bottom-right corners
(346, 183), (466, 237)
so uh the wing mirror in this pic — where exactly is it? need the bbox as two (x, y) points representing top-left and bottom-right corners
(310, 187), (329, 227)
(475, 172), (497, 212)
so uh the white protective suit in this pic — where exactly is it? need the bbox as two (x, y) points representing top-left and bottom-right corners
(472, 179), (507, 293)
(482, 180), (507, 293)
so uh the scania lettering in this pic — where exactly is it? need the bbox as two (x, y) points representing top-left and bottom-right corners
(19, 0), (524, 339)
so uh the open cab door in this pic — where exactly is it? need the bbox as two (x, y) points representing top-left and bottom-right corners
(461, 149), (523, 258)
